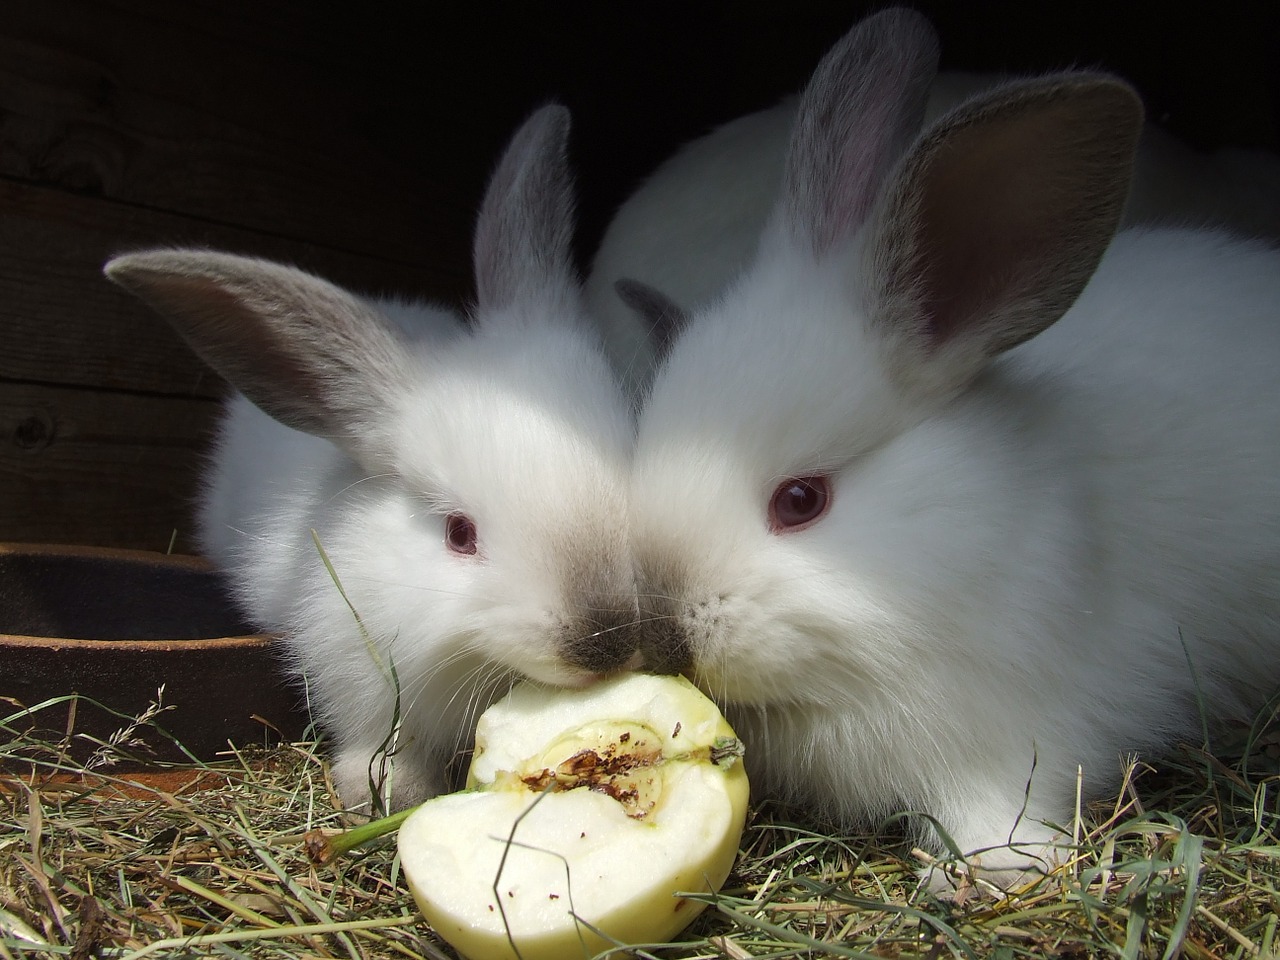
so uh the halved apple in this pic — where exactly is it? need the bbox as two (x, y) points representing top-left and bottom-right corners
(399, 672), (749, 960)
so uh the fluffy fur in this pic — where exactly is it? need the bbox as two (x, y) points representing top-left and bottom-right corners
(587, 41), (1280, 395)
(620, 9), (1280, 881)
(105, 106), (640, 811)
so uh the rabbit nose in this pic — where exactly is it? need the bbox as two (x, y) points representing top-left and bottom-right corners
(634, 587), (694, 675)
(560, 606), (642, 674)
(639, 624), (692, 675)
(635, 599), (693, 675)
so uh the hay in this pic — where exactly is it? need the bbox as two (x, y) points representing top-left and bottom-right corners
(2, 693), (1277, 959)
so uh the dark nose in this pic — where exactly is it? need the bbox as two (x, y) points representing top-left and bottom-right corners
(560, 604), (641, 674)
(636, 595), (693, 675)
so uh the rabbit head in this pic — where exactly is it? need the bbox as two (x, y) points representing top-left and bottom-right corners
(631, 9), (1139, 699)
(105, 106), (643, 806)
(625, 7), (1144, 869)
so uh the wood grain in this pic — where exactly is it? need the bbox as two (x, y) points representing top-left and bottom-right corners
(0, 179), (468, 396)
(0, 0), (476, 280)
(0, 177), (476, 549)
(0, 379), (217, 550)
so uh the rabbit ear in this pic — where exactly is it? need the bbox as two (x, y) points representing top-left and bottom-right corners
(864, 74), (1142, 395)
(473, 104), (579, 317)
(104, 249), (412, 466)
(613, 278), (689, 367)
(778, 7), (940, 255)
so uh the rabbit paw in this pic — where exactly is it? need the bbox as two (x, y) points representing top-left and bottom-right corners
(330, 745), (444, 814)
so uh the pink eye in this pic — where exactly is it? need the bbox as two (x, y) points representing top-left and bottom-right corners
(444, 512), (478, 555)
(768, 476), (831, 532)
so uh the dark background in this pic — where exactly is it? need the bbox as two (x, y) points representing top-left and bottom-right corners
(2, 0), (1277, 550)
(291, 2), (1280, 276)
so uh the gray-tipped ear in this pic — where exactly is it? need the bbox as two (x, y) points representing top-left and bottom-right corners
(613, 278), (689, 367)
(781, 7), (940, 254)
(867, 74), (1142, 395)
(473, 104), (579, 315)
(105, 248), (412, 464)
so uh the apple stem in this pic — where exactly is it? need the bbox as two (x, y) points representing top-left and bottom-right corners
(304, 806), (419, 864)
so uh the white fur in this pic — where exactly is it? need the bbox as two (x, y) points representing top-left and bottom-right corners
(106, 106), (639, 811)
(201, 316), (636, 807)
(623, 9), (1280, 881)
(588, 68), (1280, 393)
(635, 230), (1280, 863)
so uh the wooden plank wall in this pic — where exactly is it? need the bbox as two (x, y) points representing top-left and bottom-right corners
(2, 1), (1276, 554)
(1, 1), (480, 551)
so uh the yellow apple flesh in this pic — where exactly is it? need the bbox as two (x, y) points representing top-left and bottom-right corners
(399, 673), (749, 960)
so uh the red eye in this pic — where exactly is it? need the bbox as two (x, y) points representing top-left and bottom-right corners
(768, 476), (831, 532)
(445, 512), (478, 555)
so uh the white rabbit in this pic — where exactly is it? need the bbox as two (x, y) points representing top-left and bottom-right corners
(587, 25), (1280, 393)
(624, 8), (1280, 885)
(105, 105), (642, 812)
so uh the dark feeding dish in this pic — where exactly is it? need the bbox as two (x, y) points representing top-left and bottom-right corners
(0, 543), (310, 765)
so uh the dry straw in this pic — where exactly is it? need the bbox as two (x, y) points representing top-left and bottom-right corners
(2, 690), (1277, 959)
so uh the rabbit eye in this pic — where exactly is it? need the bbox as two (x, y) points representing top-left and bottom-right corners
(445, 512), (478, 556)
(768, 476), (831, 533)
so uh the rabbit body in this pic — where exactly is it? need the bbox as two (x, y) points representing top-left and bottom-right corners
(622, 9), (1280, 877)
(107, 107), (640, 811)
(636, 227), (1280, 868)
